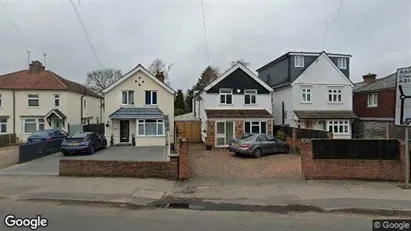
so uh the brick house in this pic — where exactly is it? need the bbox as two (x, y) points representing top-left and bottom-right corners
(193, 63), (274, 148)
(352, 72), (401, 138)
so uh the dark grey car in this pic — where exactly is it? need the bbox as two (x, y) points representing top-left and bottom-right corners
(228, 134), (289, 158)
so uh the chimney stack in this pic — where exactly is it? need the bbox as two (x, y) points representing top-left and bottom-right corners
(155, 72), (165, 83)
(363, 73), (377, 83)
(29, 61), (45, 73)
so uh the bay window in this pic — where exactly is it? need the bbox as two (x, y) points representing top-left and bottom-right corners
(137, 119), (164, 136)
(244, 121), (267, 134)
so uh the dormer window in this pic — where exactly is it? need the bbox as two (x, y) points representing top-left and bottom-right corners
(219, 89), (232, 105)
(337, 58), (347, 69)
(294, 56), (304, 67)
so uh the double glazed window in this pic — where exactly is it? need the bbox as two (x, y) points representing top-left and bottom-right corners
(22, 118), (44, 134)
(219, 89), (232, 105)
(244, 90), (257, 105)
(294, 56), (304, 67)
(122, 91), (135, 105)
(328, 120), (349, 134)
(301, 88), (311, 103)
(145, 91), (158, 105)
(367, 93), (378, 107)
(28, 95), (39, 107)
(244, 121), (267, 134)
(337, 58), (347, 69)
(54, 95), (60, 107)
(137, 119), (164, 136)
(328, 89), (342, 103)
(0, 118), (6, 134)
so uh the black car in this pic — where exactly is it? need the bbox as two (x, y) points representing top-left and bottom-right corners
(61, 132), (107, 156)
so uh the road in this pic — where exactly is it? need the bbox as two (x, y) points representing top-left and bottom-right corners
(0, 199), (407, 231)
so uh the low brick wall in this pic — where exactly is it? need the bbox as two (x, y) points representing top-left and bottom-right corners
(301, 140), (406, 182)
(59, 138), (189, 180)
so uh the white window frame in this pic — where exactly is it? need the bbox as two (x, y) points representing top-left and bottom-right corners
(145, 90), (158, 105)
(54, 94), (60, 107)
(137, 119), (165, 136)
(244, 89), (257, 105)
(0, 94), (2, 107)
(22, 118), (45, 134)
(337, 58), (347, 69)
(367, 93), (378, 107)
(327, 120), (349, 134)
(122, 90), (135, 105)
(83, 99), (86, 108)
(244, 121), (267, 134)
(294, 56), (304, 67)
(28, 94), (39, 107)
(0, 118), (7, 134)
(219, 89), (233, 105)
(301, 88), (312, 103)
(328, 88), (342, 103)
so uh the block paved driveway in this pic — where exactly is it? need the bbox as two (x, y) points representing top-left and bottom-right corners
(189, 143), (302, 180)
(0, 146), (167, 176)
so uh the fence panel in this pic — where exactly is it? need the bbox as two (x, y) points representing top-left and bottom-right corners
(19, 139), (63, 163)
(175, 121), (201, 143)
(83, 123), (105, 135)
(0, 134), (16, 147)
(312, 139), (399, 160)
(296, 128), (329, 139)
(273, 125), (293, 137)
(69, 124), (83, 135)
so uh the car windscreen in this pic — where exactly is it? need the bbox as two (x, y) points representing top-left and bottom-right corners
(69, 133), (88, 139)
(240, 135), (255, 142)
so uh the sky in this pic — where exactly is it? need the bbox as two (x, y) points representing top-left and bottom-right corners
(0, 0), (410, 91)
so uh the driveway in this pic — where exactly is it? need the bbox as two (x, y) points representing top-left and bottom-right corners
(189, 143), (302, 180)
(0, 146), (167, 176)
(0, 145), (19, 170)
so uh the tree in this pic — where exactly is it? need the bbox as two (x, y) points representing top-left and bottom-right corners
(148, 58), (170, 85)
(86, 68), (123, 93)
(185, 66), (219, 113)
(229, 59), (250, 68)
(174, 89), (185, 116)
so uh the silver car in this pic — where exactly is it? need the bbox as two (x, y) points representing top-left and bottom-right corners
(228, 133), (289, 158)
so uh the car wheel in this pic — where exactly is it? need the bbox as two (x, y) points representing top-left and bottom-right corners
(89, 145), (95, 154)
(62, 151), (69, 156)
(253, 148), (262, 158)
(283, 145), (290, 154)
(234, 152), (240, 156)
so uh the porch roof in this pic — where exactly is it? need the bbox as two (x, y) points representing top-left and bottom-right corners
(45, 108), (67, 119)
(109, 107), (165, 119)
(205, 109), (272, 118)
(294, 110), (358, 119)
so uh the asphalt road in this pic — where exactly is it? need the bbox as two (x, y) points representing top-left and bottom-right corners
(0, 199), (407, 231)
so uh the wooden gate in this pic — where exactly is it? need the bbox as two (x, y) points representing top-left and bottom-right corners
(175, 121), (201, 143)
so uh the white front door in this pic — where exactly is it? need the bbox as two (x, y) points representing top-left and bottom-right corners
(215, 121), (235, 147)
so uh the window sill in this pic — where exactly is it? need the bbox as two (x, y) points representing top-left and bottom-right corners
(144, 104), (158, 107)
(295, 66), (304, 68)
(28, 106), (40, 109)
(136, 135), (166, 137)
(244, 104), (258, 106)
(301, 102), (312, 104)
(219, 104), (233, 106)
(367, 105), (378, 108)
(327, 102), (343, 104)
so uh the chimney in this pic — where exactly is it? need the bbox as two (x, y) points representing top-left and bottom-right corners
(155, 72), (165, 83)
(29, 61), (45, 73)
(363, 73), (377, 83)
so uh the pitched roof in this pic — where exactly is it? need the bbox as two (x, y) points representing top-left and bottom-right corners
(294, 110), (358, 119)
(45, 108), (67, 119)
(205, 109), (272, 118)
(0, 69), (102, 98)
(353, 73), (396, 92)
(109, 107), (165, 119)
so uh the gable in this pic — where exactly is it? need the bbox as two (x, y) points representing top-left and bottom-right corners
(291, 53), (354, 86)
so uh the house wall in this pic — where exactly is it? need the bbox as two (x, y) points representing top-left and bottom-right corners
(258, 57), (290, 86)
(200, 93), (272, 114)
(271, 87), (293, 126)
(82, 94), (102, 123)
(0, 89), (14, 137)
(353, 88), (395, 118)
(104, 70), (174, 146)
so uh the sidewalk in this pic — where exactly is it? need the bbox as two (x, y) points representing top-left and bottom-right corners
(0, 175), (410, 214)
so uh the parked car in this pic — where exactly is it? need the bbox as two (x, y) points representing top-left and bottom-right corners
(26, 129), (68, 144)
(228, 134), (289, 158)
(61, 132), (107, 156)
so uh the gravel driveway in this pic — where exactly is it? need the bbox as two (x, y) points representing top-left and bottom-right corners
(189, 143), (302, 180)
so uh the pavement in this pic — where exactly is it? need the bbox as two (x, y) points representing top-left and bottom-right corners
(0, 175), (410, 215)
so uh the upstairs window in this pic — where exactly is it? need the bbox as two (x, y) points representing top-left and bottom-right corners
(54, 95), (60, 107)
(145, 91), (158, 105)
(367, 93), (378, 107)
(219, 89), (232, 105)
(328, 89), (342, 103)
(294, 56), (304, 67)
(244, 89), (257, 105)
(122, 91), (135, 105)
(337, 58), (347, 69)
(28, 94), (39, 107)
(301, 88), (311, 103)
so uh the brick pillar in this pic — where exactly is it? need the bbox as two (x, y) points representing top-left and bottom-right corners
(292, 128), (297, 146)
(206, 121), (215, 147)
(235, 120), (244, 138)
(267, 119), (272, 135)
(178, 138), (189, 180)
(301, 140), (314, 180)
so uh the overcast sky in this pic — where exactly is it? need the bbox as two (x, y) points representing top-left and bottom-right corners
(0, 0), (410, 91)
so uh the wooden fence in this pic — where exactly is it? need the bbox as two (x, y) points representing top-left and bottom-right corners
(0, 133), (16, 147)
(83, 123), (105, 135)
(175, 121), (201, 143)
(273, 125), (329, 139)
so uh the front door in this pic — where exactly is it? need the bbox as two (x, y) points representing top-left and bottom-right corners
(52, 118), (63, 130)
(120, 120), (129, 143)
(215, 121), (235, 147)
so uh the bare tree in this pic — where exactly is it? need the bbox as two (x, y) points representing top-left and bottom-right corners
(86, 68), (123, 93)
(148, 58), (170, 84)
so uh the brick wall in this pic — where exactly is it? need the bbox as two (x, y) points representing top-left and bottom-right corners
(235, 120), (244, 139)
(301, 140), (407, 182)
(353, 120), (411, 140)
(206, 121), (215, 146)
(59, 138), (189, 180)
(353, 88), (395, 118)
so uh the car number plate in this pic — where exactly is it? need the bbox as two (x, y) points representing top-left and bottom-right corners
(69, 143), (79, 146)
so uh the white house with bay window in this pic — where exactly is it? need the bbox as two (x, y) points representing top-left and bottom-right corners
(257, 51), (358, 139)
(102, 64), (175, 147)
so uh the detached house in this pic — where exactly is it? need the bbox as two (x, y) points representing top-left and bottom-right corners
(0, 61), (103, 142)
(257, 51), (357, 139)
(102, 64), (175, 146)
(193, 63), (274, 148)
